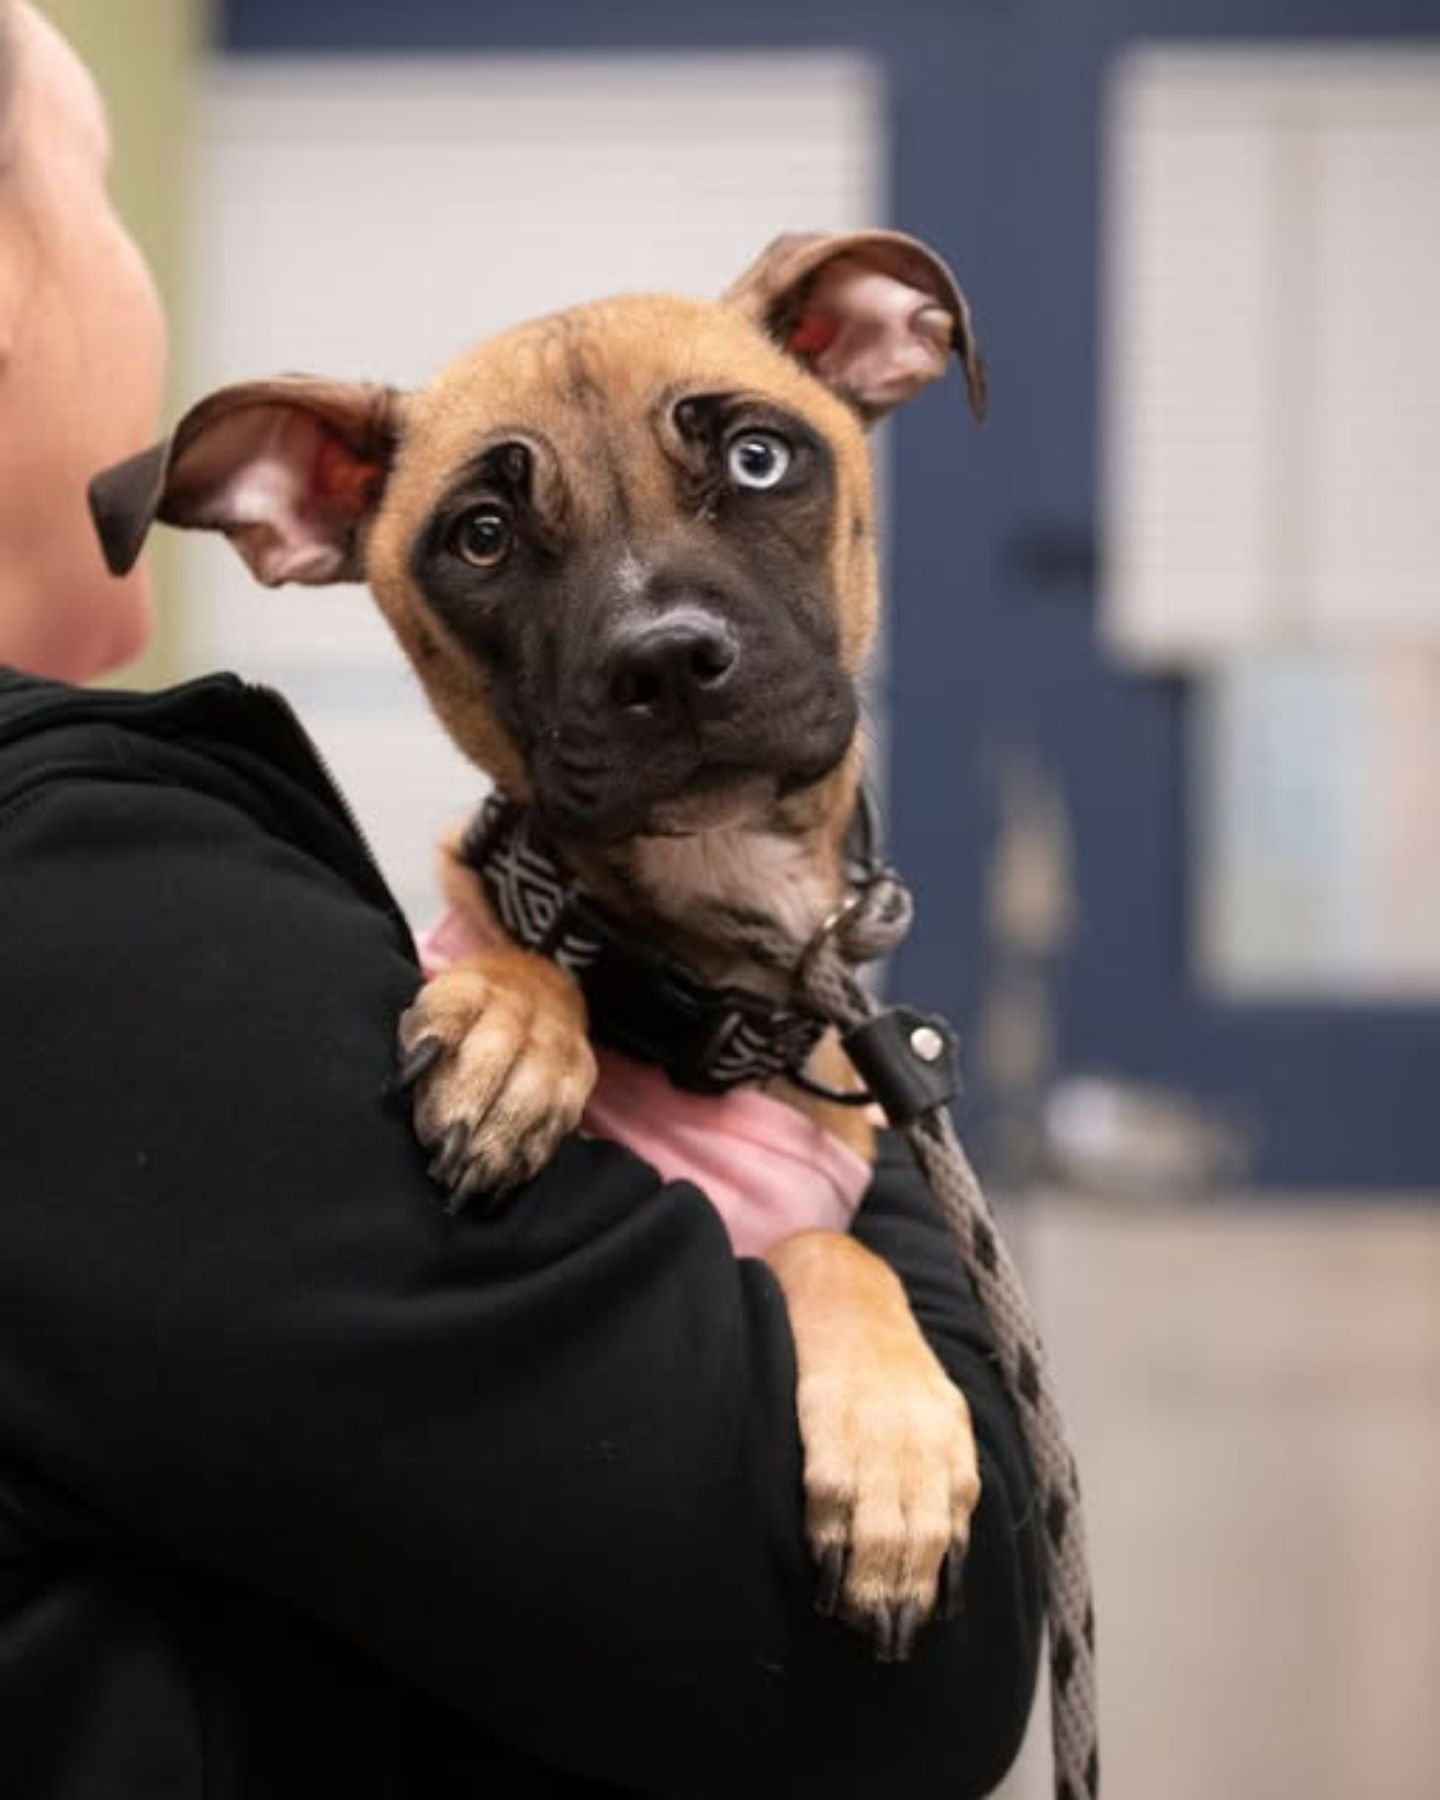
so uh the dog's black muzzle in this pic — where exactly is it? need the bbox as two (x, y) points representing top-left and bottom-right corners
(532, 601), (856, 841)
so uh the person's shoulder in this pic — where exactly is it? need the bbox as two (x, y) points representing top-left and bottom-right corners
(0, 667), (249, 790)
(0, 668), (408, 936)
(0, 669), (421, 1134)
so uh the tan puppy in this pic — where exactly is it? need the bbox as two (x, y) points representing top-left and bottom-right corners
(92, 230), (988, 1660)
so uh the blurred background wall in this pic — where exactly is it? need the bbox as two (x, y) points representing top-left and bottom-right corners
(53, 1), (1440, 1794)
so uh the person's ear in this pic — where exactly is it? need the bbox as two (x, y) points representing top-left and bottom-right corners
(89, 375), (402, 585)
(723, 228), (987, 425)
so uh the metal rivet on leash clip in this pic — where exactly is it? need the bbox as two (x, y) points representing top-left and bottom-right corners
(842, 1004), (961, 1129)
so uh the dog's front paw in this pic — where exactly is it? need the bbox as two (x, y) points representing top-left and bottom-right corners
(769, 1233), (980, 1663)
(802, 1346), (981, 1661)
(397, 948), (597, 1208)
(802, 1353), (986, 1656)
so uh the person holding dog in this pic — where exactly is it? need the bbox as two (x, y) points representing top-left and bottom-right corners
(0, 5), (1044, 1796)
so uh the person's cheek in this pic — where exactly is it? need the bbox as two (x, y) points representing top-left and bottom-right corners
(97, 216), (167, 455)
(30, 255), (160, 677)
(73, 215), (166, 671)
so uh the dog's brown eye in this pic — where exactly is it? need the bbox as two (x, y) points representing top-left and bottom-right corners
(727, 430), (791, 492)
(453, 505), (512, 569)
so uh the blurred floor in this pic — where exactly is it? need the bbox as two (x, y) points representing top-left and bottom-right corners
(998, 1194), (1440, 1800)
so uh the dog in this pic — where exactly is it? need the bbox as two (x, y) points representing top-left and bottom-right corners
(91, 229), (989, 1662)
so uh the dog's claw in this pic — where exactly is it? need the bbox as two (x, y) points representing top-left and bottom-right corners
(397, 1036), (445, 1089)
(814, 1544), (846, 1618)
(429, 1122), (470, 1192)
(890, 1600), (922, 1663)
(447, 1164), (489, 1213)
(869, 1600), (921, 1664)
(941, 1536), (968, 1620)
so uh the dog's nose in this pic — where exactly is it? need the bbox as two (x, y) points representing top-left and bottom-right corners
(604, 609), (740, 721)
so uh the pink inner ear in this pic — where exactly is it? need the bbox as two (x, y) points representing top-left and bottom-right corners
(788, 257), (953, 416)
(181, 408), (383, 586)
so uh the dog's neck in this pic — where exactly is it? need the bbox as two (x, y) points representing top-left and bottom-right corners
(547, 817), (842, 1000)
(574, 823), (844, 993)
(557, 759), (861, 993)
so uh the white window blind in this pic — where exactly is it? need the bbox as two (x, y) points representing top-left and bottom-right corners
(1104, 46), (1440, 668)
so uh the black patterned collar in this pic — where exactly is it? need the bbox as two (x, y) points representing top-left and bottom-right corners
(459, 793), (830, 1095)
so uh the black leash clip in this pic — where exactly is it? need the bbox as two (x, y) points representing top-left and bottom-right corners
(842, 1006), (961, 1129)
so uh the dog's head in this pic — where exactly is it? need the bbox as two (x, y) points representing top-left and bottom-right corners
(94, 231), (983, 849)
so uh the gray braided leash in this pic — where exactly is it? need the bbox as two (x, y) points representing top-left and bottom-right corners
(746, 869), (1100, 1800)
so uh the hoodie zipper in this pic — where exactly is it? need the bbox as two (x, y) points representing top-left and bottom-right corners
(246, 681), (388, 884)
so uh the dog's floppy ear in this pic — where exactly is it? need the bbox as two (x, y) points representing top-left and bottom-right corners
(89, 376), (402, 585)
(723, 229), (987, 425)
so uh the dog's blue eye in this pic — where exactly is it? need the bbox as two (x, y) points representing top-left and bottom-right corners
(727, 432), (791, 491)
(453, 505), (512, 569)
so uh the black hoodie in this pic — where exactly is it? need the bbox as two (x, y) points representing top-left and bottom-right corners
(0, 669), (1042, 1799)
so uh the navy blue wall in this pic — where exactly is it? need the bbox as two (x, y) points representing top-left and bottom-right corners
(225, 0), (1440, 1186)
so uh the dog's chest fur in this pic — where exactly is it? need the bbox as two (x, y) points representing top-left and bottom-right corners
(613, 826), (835, 982)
